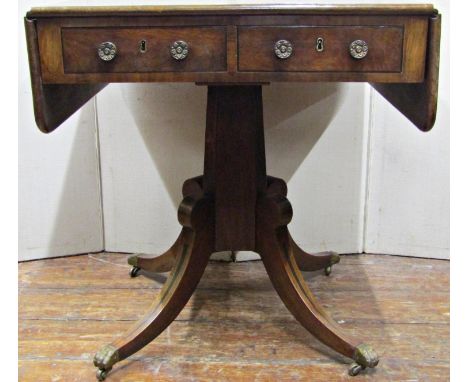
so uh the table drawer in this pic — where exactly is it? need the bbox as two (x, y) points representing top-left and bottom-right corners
(62, 27), (227, 73)
(238, 26), (403, 72)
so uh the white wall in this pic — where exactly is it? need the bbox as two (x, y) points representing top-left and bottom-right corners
(19, 0), (449, 261)
(265, 83), (370, 255)
(97, 83), (369, 260)
(364, 0), (450, 259)
(18, 0), (104, 261)
(97, 84), (207, 254)
(235, 83), (370, 260)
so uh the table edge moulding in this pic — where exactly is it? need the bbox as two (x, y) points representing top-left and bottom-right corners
(24, 3), (441, 380)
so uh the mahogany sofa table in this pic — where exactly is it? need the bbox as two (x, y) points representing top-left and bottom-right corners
(25, 3), (441, 380)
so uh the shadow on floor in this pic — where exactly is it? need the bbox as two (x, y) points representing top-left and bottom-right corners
(130, 254), (384, 374)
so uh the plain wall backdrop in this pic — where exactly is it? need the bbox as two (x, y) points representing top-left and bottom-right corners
(19, 0), (449, 261)
(19, 0), (104, 261)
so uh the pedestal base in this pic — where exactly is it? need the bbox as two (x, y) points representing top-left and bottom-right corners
(93, 86), (379, 379)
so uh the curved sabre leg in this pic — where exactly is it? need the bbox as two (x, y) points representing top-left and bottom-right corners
(127, 176), (205, 277)
(266, 176), (340, 275)
(256, 194), (379, 376)
(127, 231), (183, 276)
(94, 196), (214, 380)
(289, 233), (340, 275)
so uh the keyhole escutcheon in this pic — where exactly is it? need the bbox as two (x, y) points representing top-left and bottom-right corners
(139, 40), (147, 53)
(316, 37), (324, 52)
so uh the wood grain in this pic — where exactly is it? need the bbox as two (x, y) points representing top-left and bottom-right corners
(25, 18), (107, 133)
(19, 253), (449, 381)
(238, 26), (403, 73)
(27, 4), (436, 18)
(204, 86), (266, 251)
(371, 14), (441, 131)
(30, 14), (431, 85)
(62, 27), (227, 74)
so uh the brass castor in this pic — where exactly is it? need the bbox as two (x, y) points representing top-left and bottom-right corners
(348, 363), (363, 376)
(94, 344), (119, 381)
(129, 266), (140, 278)
(348, 343), (379, 376)
(96, 368), (109, 381)
(325, 252), (340, 276)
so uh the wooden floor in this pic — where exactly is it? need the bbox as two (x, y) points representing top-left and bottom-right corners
(19, 253), (449, 381)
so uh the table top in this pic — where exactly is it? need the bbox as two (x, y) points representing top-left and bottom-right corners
(24, 3), (441, 133)
(27, 3), (436, 17)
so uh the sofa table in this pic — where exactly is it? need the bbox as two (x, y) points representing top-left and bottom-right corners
(25, 4), (441, 380)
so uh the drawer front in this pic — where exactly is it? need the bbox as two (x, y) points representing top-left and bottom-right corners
(62, 27), (227, 73)
(238, 26), (403, 72)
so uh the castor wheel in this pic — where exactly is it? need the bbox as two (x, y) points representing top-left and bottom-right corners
(129, 266), (140, 278)
(96, 368), (109, 381)
(324, 252), (340, 276)
(348, 343), (379, 376)
(348, 363), (364, 376)
(94, 344), (118, 381)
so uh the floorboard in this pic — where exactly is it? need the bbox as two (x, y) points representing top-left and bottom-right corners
(19, 253), (449, 381)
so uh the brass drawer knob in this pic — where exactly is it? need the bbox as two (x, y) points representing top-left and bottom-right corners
(349, 40), (368, 59)
(98, 42), (117, 61)
(274, 39), (293, 59)
(171, 40), (189, 60)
